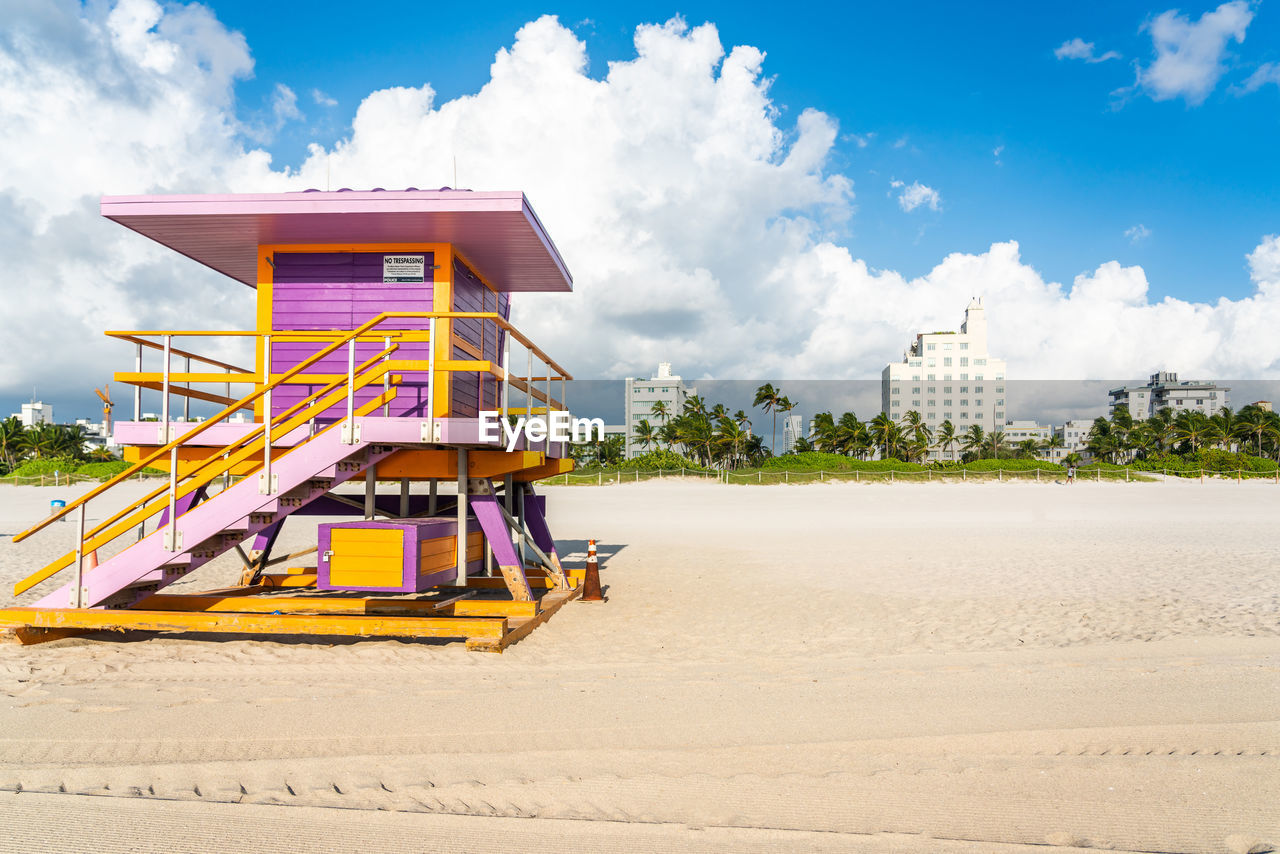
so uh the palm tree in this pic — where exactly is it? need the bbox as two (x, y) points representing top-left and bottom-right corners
(988, 430), (1007, 459)
(869, 413), (901, 460)
(900, 410), (932, 460)
(682, 394), (706, 418)
(1016, 439), (1039, 458)
(835, 412), (870, 459)
(753, 383), (783, 454)
(634, 418), (657, 453)
(0, 416), (28, 471)
(811, 412), (837, 453)
(1039, 433), (1064, 462)
(1172, 410), (1221, 453)
(714, 418), (750, 468)
(961, 424), (985, 459)
(1211, 406), (1237, 451)
(935, 420), (958, 462)
(650, 400), (670, 425)
(1236, 405), (1271, 456)
(1086, 417), (1119, 463)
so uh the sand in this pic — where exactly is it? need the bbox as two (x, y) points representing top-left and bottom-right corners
(0, 478), (1277, 853)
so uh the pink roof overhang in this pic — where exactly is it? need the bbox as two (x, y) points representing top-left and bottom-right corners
(99, 190), (572, 292)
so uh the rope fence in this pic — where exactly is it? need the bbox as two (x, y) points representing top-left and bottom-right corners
(0, 472), (169, 487)
(546, 466), (1280, 486)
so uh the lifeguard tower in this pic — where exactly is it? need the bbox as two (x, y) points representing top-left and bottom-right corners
(0, 189), (583, 652)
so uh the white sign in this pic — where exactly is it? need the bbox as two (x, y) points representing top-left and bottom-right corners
(383, 254), (425, 283)
(480, 411), (605, 453)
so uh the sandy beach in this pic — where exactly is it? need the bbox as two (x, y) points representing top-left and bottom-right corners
(0, 478), (1277, 853)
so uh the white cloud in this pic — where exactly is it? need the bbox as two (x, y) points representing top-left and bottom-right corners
(270, 83), (302, 125)
(2, 1), (1280, 416)
(1234, 61), (1280, 94)
(1055, 37), (1121, 63)
(1125, 224), (1151, 243)
(891, 180), (941, 213)
(1137, 0), (1253, 105)
(312, 87), (338, 106)
(993, 145), (1004, 165)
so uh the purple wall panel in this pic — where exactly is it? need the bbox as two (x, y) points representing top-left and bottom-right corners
(270, 252), (434, 419)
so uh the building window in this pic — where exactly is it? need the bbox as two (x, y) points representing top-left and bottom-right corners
(943, 342), (953, 350)
(891, 388), (901, 395)
(996, 373), (1004, 380)
(944, 412), (952, 419)
(960, 342), (968, 350)
(912, 399), (921, 407)
(974, 385), (983, 393)
(959, 386), (968, 393)
(927, 373), (936, 380)
(960, 373), (968, 380)
(960, 412), (968, 419)
(927, 386), (936, 393)
(960, 357), (969, 366)
(912, 374), (920, 380)
(926, 343), (936, 351)
(960, 399), (968, 407)
(975, 358), (986, 365)
(927, 400), (936, 407)
(1197, 399), (1204, 405)
(996, 399), (1004, 406)
(996, 386), (1004, 393)
(974, 399), (982, 407)
(944, 399), (952, 406)
(944, 374), (952, 381)
(927, 358), (936, 367)
(944, 386), (952, 393)
(995, 411), (1004, 419)
(908, 359), (921, 367)
(912, 386), (921, 394)
(974, 374), (983, 380)
(943, 357), (952, 366)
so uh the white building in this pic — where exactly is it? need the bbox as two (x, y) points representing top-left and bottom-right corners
(1054, 419), (1094, 463)
(13, 401), (53, 427)
(623, 363), (696, 458)
(881, 298), (1007, 458)
(1109, 371), (1228, 420)
(1003, 420), (1052, 447)
(781, 413), (804, 454)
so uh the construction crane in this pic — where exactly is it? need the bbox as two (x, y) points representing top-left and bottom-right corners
(94, 384), (114, 435)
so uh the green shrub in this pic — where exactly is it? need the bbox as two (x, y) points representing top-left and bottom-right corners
(957, 458), (1063, 472)
(75, 460), (135, 479)
(9, 457), (82, 477)
(612, 450), (706, 472)
(761, 452), (858, 471)
(1131, 450), (1278, 473)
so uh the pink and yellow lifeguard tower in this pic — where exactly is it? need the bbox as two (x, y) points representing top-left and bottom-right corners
(0, 189), (583, 652)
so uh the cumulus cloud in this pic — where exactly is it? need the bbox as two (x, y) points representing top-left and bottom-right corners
(1233, 61), (1280, 94)
(1125, 224), (1151, 243)
(2, 0), (1280, 419)
(1136, 0), (1253, 105)
(1055, 37), (1121, 63)
(891, 180), (941, 212)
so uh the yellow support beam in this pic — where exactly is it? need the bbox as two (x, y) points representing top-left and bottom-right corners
(0, 607), (507, 641)
(134, 594), (539, 619)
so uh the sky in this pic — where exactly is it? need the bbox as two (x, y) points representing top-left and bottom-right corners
(0, 0), (1278, 421)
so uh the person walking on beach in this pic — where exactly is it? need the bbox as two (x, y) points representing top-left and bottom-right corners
(1067, 464), (1076, 485)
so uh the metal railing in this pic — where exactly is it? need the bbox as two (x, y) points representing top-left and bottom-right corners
(13, 311), (572, 600)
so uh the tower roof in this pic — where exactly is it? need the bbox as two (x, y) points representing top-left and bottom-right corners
(99, 189), (573, 292)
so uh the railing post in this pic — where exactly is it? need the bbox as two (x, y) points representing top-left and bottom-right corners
(160, 334), (172, 444)
(383, 335), (392, 417)
(456, 449), (469, 585)
(527, 348), (533, 421)
(260, 334), (274, 493)
(134, 343), (143, 421)
(72, 503), (86, 608)
(164, 446), (179, 551)
(344, 338), (357, 444)
(426, 318), (437, 430)
(543, 358), (552, 454)
(501, 327), (510, 421)
(182, 355), (191, 422)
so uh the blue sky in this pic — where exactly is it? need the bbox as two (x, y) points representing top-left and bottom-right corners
(2, 0), (1279, 421)
(214, 0), (1278, 303)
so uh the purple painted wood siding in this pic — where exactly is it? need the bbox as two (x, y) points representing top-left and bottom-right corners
(270, 252), (434, 419)
(449, 259), (509, 417)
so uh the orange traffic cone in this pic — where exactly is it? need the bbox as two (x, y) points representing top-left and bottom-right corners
(580, 539), (605, 602)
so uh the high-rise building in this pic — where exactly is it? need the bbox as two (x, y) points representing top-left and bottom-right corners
(13, 401), (53, 427)
(1109, 372), (1228, 419)
(623, 363), (696, 458)
(781, 413), (804, 454)
(881, 298), (1007, 456)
